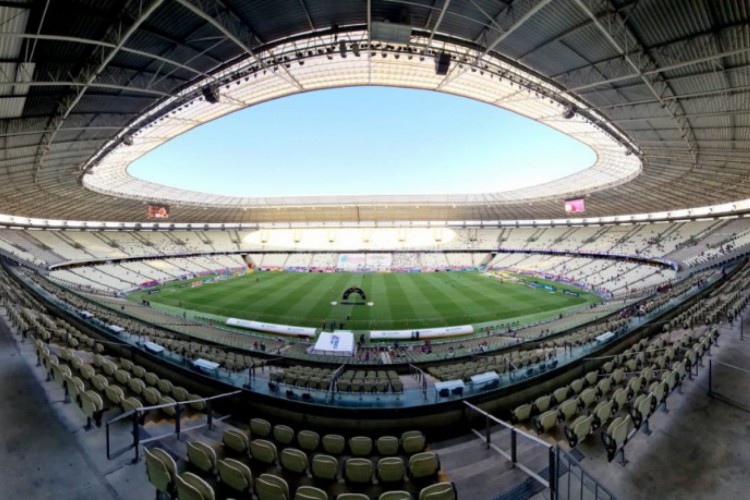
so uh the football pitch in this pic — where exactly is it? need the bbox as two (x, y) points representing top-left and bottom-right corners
(128, 271), (598, 331)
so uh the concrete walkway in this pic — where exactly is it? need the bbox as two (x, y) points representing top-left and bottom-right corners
(0, 308), (151, 500)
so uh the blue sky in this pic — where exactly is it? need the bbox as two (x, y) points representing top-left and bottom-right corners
(129, 86), (596, 197)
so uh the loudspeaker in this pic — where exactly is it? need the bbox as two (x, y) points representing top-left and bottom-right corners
(436, 53), (451, 75)
(202, 85), (220, 104)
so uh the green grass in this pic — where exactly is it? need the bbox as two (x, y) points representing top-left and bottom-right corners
(128, 271), (597, 331)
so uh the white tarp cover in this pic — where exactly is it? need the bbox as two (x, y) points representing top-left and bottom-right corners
(311, 331), (355, 356)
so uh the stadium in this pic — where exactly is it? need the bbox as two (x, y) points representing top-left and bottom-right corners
(1, 1), (750, 499)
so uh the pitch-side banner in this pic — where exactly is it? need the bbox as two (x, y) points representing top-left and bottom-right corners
(226, 318), (316, 337)
(370, 324), (473, 340)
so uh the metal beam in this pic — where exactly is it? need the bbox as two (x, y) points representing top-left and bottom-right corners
(0, 80), (170, 96)
(0, 32), (214, 80)
(478, 0), (554, 59)
(174, 0), (303, 90)
(567, 45), (750, 93)
(571, 0), (698, 164)
(426, 0), (453, 47)
(32, 0), (166, 183)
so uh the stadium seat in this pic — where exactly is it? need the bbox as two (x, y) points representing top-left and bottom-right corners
(323, 434), (346, 454)
(349, 436), (373, 456)
(104, 385), (125, 406)
(143, 387), (161, 406)
(222, 428), (250, 454)
(144, 447), (177, 496)
(218, 458), (253, 494)
(311, 454), (339, 481)
(176, 471), (215, 500)
(552, 387), (569, 404)
(377, 457), (406, 483)
(280, 448), (308, 474)
(511, 403), (532, 423)
(114, 369), (131, 385)
(297, 430), (320, 451)
(250, 439), (278, 465)
(186, 441), (217, 474)
(122, 396), (143, 412)
(295, 485), (328, 500)
(172, 386), (189, 401)
(377, 435), (400, 455)
(81, 390), (103, 428)
(144, 371), (159, 386)
(591, 399), (615, 430)
(379, 491), (412, 500)
(401, 430), (426, 454)
(250, 418), (272, 438)
(273, 424), (295, 445)
(256, 473), (290, 500)
(419, 482), (457, 500)
(533, 395), (552, 414)
(578, 388), (598, 410)
(157, 378), (174, 395)
(91, 374), (109, 392)
(345, 458), (373, 483)
(603, 416), (634, 462)
(534, 409), (557, 434)
(337, 494), (370, 500)
(408, 452), (440, 479)
(129, 378), (146, 396)
(564, 415), (593, 448)
(557, 398), (579, 422)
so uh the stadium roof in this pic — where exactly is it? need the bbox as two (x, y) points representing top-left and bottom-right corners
(0, 0), (749, 223)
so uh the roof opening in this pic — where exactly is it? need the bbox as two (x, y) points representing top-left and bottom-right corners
(127, 86), (595, 197)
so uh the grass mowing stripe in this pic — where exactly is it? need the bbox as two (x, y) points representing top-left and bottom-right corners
(130, 271), (597, 330)
(408, 274), (469, 325)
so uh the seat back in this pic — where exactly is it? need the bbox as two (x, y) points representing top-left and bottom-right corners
(345, 458), (373, 483)
(295, 485), (328, 500)
(409, 452), (439, 479)
(378, 457), (406, 483)
(176, 472), (215, 500)
(186, 441), (217, 474)
(419, 482), (456, 500)
(377, 435), (400, 456)
(512, 403), (532, 423)
(322, 434), (346, 454)
(222, 428), (250, 454)
(558, 399), (578, 421)
(311, 453), (339, 481)
(144, 447), (172, 494)
(297, 430), (320, 451)
(379, 491), (412, 500)
(578, 388), (597, 409)
(218, 458), (252, 493)
(250, 439), (278, 465)
(280, 448), (308, 474)
(533, 395), (552, 413)
(274, 424), (295, 445)
(401, 430), (426, 454)
(250, 417), (272, 438)
(349, 436), (373, 457)
(256, 473), (289, 500)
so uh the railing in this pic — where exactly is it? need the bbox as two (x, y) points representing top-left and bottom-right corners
(408, 364), (428, 399)
(105, 389), (241, 463)
(463, 401), (557, 498)
(463, 402), (617, 500)
(554, 447), (617, 500)
(708, 359), (750, 412)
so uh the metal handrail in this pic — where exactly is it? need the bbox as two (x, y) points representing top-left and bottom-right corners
(105, 389), (242, 462)
(463, 401), (550, 448)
